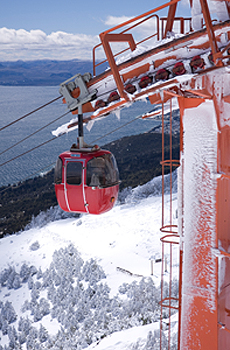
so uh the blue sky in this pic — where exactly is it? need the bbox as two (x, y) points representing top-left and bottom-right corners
(0, 0), (190, 61)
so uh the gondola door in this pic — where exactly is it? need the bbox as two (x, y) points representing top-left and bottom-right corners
(64, 159), (88, 213)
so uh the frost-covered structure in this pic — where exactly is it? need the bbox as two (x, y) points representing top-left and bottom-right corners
(177, 69), (230, 349)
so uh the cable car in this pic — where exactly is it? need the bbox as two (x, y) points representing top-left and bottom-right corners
(54, 144), (120, 215)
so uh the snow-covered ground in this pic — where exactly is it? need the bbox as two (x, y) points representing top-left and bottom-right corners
(0, 174), (179, 349)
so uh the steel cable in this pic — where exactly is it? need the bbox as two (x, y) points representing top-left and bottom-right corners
(0, 136), (62, 168)
(0, 95), (62, 132)
(0, 111), (70, 156)
(91, 113), (148, 144)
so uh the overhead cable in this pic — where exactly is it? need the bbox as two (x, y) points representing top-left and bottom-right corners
(0, 136), (61, 168)
(0, 95), (62, 132)
(91, 108), (158, 143)
(0, 111), (70, 156)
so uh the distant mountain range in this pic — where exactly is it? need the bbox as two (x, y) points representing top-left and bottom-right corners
(0, 59), (104, 86)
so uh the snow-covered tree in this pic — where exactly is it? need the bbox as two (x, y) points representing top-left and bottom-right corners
(145, 331), (155, 349)
(39, 298), (50, 317)
(41, 269), (52, 289)
(81, 258), (106, 284)
(119, 277), (160, 326)
(5, 268), (22, 290)
(0, 267), (14, 287)
(34, 280), (41, 290)
(54, 273), (61, 287)
(30, 285), (40, 303)
(36, 267), (43, 280)
(152, 329), (167, 350)
(7, 325), (18, 349)
(18, 331), (27, 345)
(38, 324), (48, 343)
(47, 283), (56, 303)
(20, 263), (37, 284)
(18, 316), (31, 336)
(1, 301), (17, 324)
(6, 267), (16, 290)
(12, 273), (21, 290)
(33, 306), (42, 322)
(52, 244), (83, 281)
(29, 265), (37, 277)
(1, 319), (8, 335)
(27, 276), (34, 290)
(26, 327), (38, 350)
(21, 300), (30, 313)
(20, 263), (30, 283)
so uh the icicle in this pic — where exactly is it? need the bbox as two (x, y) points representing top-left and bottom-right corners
(86, 119), (95, 132)
(113, 109), (121, 120)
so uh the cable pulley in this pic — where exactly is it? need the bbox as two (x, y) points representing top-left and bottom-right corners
(59, 73), (97, 112)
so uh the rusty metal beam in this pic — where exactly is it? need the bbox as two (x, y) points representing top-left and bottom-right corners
(99, 33), (136, 100)
(164, 1), (178, 38)
(199, 0), (223, 65)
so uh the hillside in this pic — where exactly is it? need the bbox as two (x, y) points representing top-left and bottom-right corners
(0, 59), (98, 86)
(0, 179), (179, 350)
(0, 132), (180, 235)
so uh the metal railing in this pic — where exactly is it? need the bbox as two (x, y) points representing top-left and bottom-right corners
(92, 0), (184, 76)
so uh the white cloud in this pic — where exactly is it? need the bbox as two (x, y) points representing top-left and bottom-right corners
(103, 14), (160, 46)
(0, 27), (100, 61)
(104, 15), (134, 27)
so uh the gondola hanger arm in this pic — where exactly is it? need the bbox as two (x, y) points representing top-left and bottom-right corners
(59, 73), (97, 112)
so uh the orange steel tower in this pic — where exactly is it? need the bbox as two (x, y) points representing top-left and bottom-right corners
(57, 0), (230, 348)
(177, 71), (230, 349)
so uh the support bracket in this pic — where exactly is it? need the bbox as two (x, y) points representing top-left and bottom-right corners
(59, 73), (97, 111)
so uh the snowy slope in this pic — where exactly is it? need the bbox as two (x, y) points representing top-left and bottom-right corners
(0, 174), (178, 349)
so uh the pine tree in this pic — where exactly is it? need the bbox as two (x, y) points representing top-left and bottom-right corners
(36, 267), (43, 280)
(27, 276), (34, 290)
(39, 298), (50, 317)
(30, 285), (40, 303)
(38, 324), (48, 343)
(26, 327), (38, 350)
(7, 325), (18, 349)
(1, 301), (17, 324)
(18, 331), (27, 345)
(82, 259), (106, 284)
(145, 331), (155, 349)
(0, 267), (13, 287)
(1, 319), (8, 335)
(13, 274), (21, 290)
(29, 265), (37, 277)
(20, 263), (30, 283)
(6, 267), (16, 290)
(18, 316), (31, 336)
(33, 306), (42, 322)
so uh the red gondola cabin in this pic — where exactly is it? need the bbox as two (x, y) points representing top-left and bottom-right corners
(54, 146), (120, 214)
